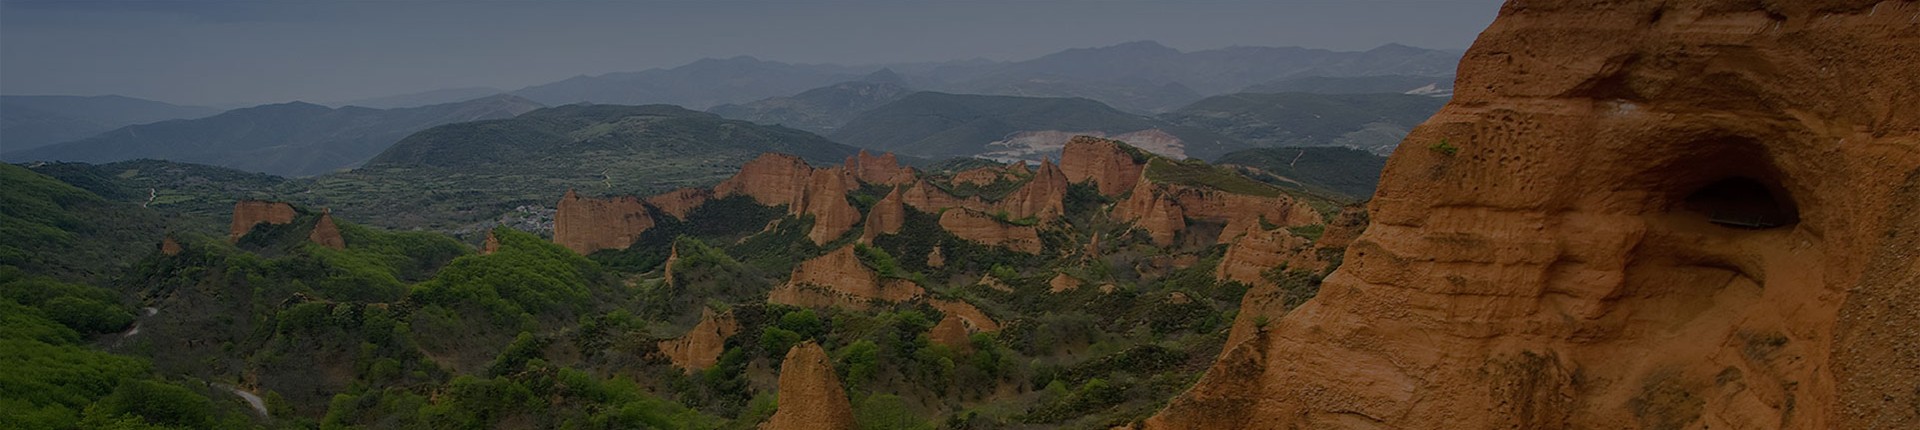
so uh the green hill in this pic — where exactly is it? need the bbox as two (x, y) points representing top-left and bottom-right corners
(326, 104), (860, 231)
(5, 95), (543, 177)
(1213, 146), (1390, 201)
(1158, 92), (1445, 155)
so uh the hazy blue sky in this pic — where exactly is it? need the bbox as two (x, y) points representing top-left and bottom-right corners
(1, 0), (1505, 106)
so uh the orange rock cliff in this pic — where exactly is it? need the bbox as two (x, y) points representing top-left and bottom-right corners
(657, 308), (740, 373)
(552, 190), (654, 255)
(228, 200), (346, 249)
(761, 342), (856, 430)
(1147, 1), (1920, 429)
(229, 200), (297, 242)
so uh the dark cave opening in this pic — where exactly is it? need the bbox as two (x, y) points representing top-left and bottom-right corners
(1682, 177), (1798, 229)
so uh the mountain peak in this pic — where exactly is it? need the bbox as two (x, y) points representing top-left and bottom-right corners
(859, 68), (906, 84)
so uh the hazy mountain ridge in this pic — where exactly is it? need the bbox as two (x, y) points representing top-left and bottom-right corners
(510, 56), (874, 110)
(5, 95), (544, 177)
(707, 69), (915, 134)
(1, 95), (220, 152)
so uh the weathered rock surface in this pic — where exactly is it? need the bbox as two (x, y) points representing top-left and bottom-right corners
(770, 246), (924, 310)
(951, 166), (1012, 187)
(481, 230), (501, 255)
(996, 159), (1067, 221)
(844, 150), (915, 186)
(229, 200), (297, 242)
(1116, 178), (1322, 247)
(926, 246), (946, 268)
(901, 179), (987, 212)
(658, 308), (740, 373)
(159, 236), (183, 256)
(860, 186), (907, 244)
(308, 211), (346, 250)
(930, 299), (1000, 332)
(1048, 273), (1082, 293)
(553, 190), (654, 255)
(713, 153), (860, 244)
(645, 188), (713, 221)
(1149, 2), (1920, 429)
(929, 316), (974, 353)
(937, 208), (1042, 254)
(1060, 135), (1147, 197)
(762, 342), (856, 430)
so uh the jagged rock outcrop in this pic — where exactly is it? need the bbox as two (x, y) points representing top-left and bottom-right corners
(996, 158), (1067, 221)
(229, 200), (297, 242)
(159, 237), (183, 256)
(762, 342), (856, 430)
(928, 299), (999, 353)
(553, 190), (654, 255)
(308, 211), (346, 250)
(1060, 135), (1147, 197)
(951, 166), (1011, 186)
(714, 153), (859, 244)
(929, 316), (974, 353)
(715, 153), (815, 205)
(1149, 2), (1920, 429)
(481, 230), (501, 255)
(937, 208), (1042, 254)
(1048, 273), (1081, 293)
(901, 179), (986, 212)
(1115, 178), (1322, 247)
(844, 150), (915, 186)
(926, 246), (946, 268)
(662, 243), (681, 286)
(645, 188), (712, 221)
(658, 308), (740, 373)
(859, 186), (906, 244)
(770, 246), (924, 310)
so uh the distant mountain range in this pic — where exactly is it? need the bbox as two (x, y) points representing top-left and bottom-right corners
(510, 56), (875, 110)
(5, 95), (543, 177)
(500, 41), (1460, 115)
(332, 87), (507, 109)
(707, 69), (915, 135)
(1, 95), (220, 152)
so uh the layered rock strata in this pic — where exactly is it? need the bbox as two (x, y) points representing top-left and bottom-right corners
(1148, 2), (1920, 429)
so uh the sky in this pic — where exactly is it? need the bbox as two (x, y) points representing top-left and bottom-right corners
(0, 0), (1506, 107)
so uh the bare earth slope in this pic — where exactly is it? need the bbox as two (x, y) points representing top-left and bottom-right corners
(1147, 1), (1920, 429)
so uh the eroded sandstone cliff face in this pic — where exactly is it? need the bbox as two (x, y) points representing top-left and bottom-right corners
(308, 211), (346, 250)
(658, 308), (740, 373)
(937, 208), (1042, 254)
(844, 149), (916, 186)
(860, 186), (907, 244)
(645, 188), (713, 221)
(1060, 135), (1147, 197)
(229, 200), (297, 242)
(553, 190), (654, 255)
(996, 159), (1068, 221)
(769, 246), (925, 310)
(1149, 2), (1920, 429)
(713, 153), (861, 245)
(762, 342), (856, 430)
